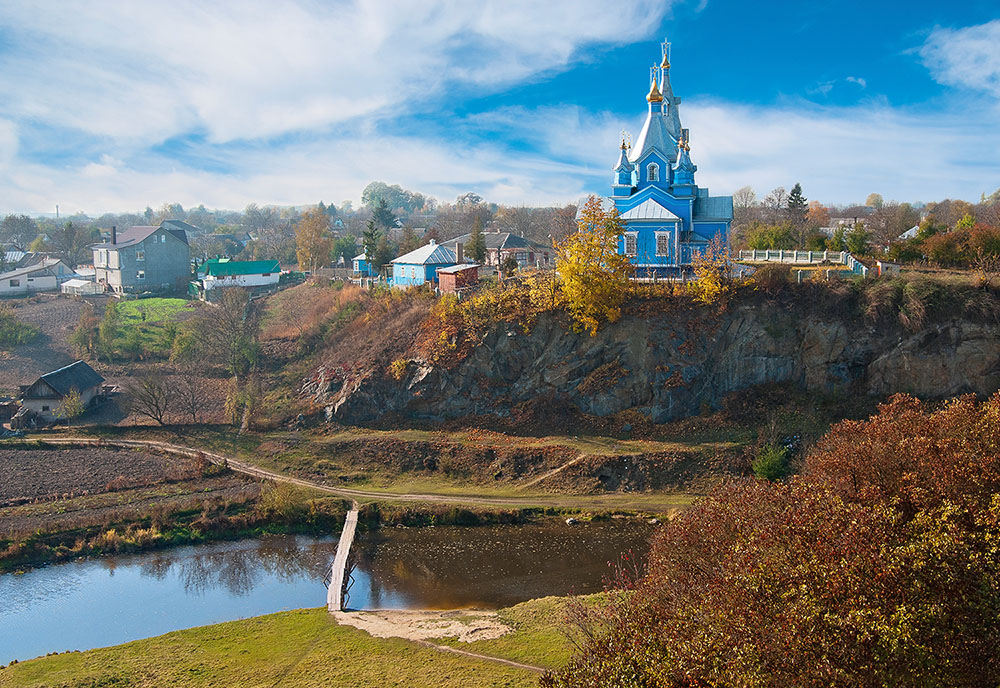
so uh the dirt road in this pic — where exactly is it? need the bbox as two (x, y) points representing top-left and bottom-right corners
(31, 436), (690, 512)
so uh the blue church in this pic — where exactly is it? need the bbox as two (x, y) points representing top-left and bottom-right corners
(610, 40), (733, 277)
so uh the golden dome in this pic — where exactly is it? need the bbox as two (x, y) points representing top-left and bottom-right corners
(646, 76), (663, 103)
(661, 54), (670, 69)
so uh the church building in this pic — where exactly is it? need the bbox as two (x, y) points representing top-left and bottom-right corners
(610, 40), (733, 277)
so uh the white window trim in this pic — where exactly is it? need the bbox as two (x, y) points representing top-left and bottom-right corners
(647, 163), (659, 182)
(137, 270), (146, 280)
(624, 232), (638, 257)
(654, 231), (671, 256)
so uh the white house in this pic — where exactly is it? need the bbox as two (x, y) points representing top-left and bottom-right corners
(198, 258), (282, 291)
(0, 258), (73, 297)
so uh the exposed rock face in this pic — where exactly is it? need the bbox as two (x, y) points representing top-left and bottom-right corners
(316, 304), (1000, 425)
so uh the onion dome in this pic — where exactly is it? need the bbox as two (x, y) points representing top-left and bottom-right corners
(646, 76), (663, 103)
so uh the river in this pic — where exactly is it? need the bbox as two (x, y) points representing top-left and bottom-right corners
(0, 520), (652, 664)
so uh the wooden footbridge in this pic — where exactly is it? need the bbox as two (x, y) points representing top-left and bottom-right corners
(326, 506), (359, 612)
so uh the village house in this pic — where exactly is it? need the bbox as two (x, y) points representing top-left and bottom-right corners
(92, 225), (191, 294)
(607, 40), (733, 276)
(390, 240), (464, 288)
(0, 257), (73, 297)
(190, 258), (282, 299)
(447, 231), (552, 268)
(19, 360), (104, 422)
(352, 252), (376, 277)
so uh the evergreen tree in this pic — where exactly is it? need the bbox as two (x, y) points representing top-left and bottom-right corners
(467, 215), (487, 263)
(787, 183), (807, 223)
(371, 198), (396, 230)
(362, 218), (380, 263)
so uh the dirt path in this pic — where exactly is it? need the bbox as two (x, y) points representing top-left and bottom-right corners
(31, 436), (688, 511)
(333, 609), (544, 673)
(519, 453), (586, 489)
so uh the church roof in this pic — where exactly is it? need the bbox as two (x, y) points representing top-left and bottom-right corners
(620, 198), (681, 221)
(628, 113), (678, 164)
(692, 194), (734, 221)
(391, 241), (457, 265)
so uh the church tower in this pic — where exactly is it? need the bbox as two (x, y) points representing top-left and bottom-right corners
(609, 38), (733, 277)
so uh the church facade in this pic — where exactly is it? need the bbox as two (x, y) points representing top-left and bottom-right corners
(610, 40), (733, 277)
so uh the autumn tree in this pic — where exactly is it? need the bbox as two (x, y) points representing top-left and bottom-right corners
(189, 289), (260, 380)
(555, 195), (633, 335)
(294, 208), (333, 272)
(57, 388), (85, 426)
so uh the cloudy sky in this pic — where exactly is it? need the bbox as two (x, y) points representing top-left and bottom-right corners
(0, 0), (998, 215)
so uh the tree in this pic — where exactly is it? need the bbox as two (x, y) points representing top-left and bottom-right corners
(57, 388), (85, 426)
(865, 192), (885, 208)
(362, 218), (380, 264)
(48, 221), (94, 268)
(744, 221), (795, 250)
(0, 214), (39, 247)
(555, 195), (633, 335)
(371, 198), (396, 230)
(762, 186), (789, 217)
(294, 208), (333, 272)
(467, 215), (487, 263)
(398, 226), (421, 255)
(806, 200), (830, 228)
(787, 182), (807, 227)
(361, 181), (425, 214)
(98, 301), (121, 362)
(126, 371), (176, 425)
(176, 373), (208, 424)
(333, 236), (358, 266)
(500, 253), (518, 280)
(372, 234), (396, 276)
(456, 192), (483, 207)
(845, 222), (870, 255)
(190, 289), (259, 380)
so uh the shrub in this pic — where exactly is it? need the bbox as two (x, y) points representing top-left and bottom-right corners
(751, 443), (790, 481)
(0, 305), (40, 349)
(388, 358), (408, 380)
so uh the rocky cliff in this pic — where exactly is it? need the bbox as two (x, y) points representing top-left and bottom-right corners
(307, 301), (1000, 425)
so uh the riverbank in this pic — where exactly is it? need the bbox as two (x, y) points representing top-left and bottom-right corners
(0, 596), (587, 686)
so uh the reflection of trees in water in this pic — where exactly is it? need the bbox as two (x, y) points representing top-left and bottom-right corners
(353, 524), (654, 609)
(135, 535), (338, 596)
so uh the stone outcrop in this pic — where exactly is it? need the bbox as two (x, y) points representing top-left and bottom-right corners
(312, 303), (1000, 425)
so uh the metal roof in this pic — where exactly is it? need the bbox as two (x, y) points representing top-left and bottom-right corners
(628, 111), (679, 164)
(0, 257), (69, 280)
(620, 198), (681, 221)
(391, 241), (457, 265)
(445, 232), (547, 251)
(437, 263), (479, 274)
(36, 360), (104, 397)
(692, 194), (734, 221)
(204, 259), (280, 277)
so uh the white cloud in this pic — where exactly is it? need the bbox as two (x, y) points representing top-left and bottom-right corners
(0, 0), (672, 144)
(0, 119), (17, 165)
(846, 76), (866, 88)
(921, 19), (1000, 97)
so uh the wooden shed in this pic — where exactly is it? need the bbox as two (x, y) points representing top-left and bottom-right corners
(437, 263), (479, 294)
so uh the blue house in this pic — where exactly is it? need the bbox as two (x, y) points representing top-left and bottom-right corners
(390, 240), (459, 288)
(609, 39), (733, 277)
(352, 252), (375, 277)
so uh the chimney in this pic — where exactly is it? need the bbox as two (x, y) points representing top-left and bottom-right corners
(111, 225), (117, 245)
(454, 242), (463, 264)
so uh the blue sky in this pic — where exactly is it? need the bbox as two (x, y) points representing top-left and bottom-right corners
(0, 0), (998, 214)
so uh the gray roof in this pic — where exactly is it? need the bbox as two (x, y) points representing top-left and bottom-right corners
(92, 224), (189, 249)
(693, 194), (734, 221)
(36, 360), (104, 396)
(0, 257), (70, 280)
(437, 263), (479, 274)
(391, 241), (457, 265)
(161, 219), (202, 234)
(445, 232), (547, 252)
(620, 198), (681, 221)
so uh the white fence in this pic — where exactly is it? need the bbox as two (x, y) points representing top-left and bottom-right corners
(737, 249), (868, 277)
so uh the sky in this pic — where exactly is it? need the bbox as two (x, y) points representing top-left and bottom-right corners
(0, 0), (998, 215)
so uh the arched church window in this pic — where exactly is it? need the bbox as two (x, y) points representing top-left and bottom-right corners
(647, 163), (659, 182)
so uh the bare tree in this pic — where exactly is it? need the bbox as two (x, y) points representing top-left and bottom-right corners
(189, 289), (260, 381)
(176, 373), (209, 424)
(126, 371), (176, 425)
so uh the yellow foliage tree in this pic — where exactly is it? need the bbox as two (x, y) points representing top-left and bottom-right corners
(556, 195), (633, 335)
(295, 208), (333, 273)
(687, 235), (744, 305)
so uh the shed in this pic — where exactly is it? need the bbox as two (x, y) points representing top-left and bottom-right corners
(20, 360), (104, 422)
(437, 264), (479, 294)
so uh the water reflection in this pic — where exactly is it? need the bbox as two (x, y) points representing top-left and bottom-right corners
(0, 522), (653, 664)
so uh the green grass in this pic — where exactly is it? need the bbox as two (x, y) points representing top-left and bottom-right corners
(117, 297), (189, 323)
(0, 599), (583, 687)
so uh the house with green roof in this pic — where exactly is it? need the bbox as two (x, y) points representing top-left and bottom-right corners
(191, 258), (282, 298)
